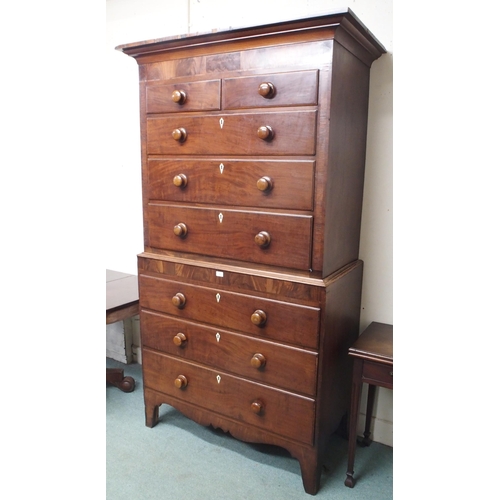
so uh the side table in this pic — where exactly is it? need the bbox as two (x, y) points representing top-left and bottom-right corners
(345, 322), (393, 487)
(106, 270), (140, 392)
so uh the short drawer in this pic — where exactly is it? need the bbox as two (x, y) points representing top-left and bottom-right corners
(146, 79), (221, 113)
(223, 70), (318, 109)
(146, 110), (317, 156)
(141, 310), (318, 396)
(147, 203), (313, 271)
(362, 361), (393, 388)
(147, 159), (315, 211)
(142, 349), (316, 445)
(139, 274), (321, 349)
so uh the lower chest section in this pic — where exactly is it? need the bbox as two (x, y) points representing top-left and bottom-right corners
(138, 256), (326, 444)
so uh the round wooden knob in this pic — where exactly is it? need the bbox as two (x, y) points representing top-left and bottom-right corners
(173, 174), (188, 187)
(173, 332), (187, 347)
(258, 82), (275, 98)
(254, 231), (271, 248)
(251, 309), (267, 326)
(257, 125), (274, 141)
(251, 353), (266, 368)
(174, 375), (188, 389)
(251, 400), (264, 414)
(173, 222), (188, 237)
(172, 292), (186, 308)
(172, 127), (187, 142)
(172, 89), (187, 104)
(256, 176), (273, 192)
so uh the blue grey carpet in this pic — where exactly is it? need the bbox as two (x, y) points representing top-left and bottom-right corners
(107, 359), (392, 499)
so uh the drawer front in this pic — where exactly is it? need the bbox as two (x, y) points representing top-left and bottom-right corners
(223, 70), (318, 109)
(147, 204), (313, 270)
(146, 110), (317, 156)
(363, 361), (393, 388)
(141, 310), (318, 396)
(139, 274), (321, 349)
(148, 159), (315, 211)
(142, 349), (316, 445)
(146, 79), (221, 113)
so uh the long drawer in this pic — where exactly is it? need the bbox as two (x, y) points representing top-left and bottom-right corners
(141, 310), (318, 396)
(146, 110), (317, 156)
(142, 349), (316, 445)
(147, 203), (313, 271)
(147, 159), (315, 211)
(139, 274), (321, 349)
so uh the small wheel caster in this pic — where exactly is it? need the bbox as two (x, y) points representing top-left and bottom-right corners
(120, 376), (135, 393)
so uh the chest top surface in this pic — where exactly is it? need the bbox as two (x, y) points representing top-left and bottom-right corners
(116, 8), (385, 65)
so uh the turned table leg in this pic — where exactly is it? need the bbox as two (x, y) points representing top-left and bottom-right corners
(345, 358), (363, 488)
(345, 322), (393, 488)
(360, 384), (376, 446)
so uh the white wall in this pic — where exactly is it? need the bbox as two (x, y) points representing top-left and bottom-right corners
(106, 0), (393, 445)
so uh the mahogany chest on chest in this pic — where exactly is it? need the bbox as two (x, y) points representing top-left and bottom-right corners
(118, 10), (385, 494)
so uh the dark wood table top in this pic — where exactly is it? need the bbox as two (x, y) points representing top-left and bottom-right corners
(106, 269), (139, 314)
(349, 322), (393, 365)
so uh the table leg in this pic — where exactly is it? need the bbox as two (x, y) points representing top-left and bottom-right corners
(360, 384), (376, 446)
(345, 358), (363, 488)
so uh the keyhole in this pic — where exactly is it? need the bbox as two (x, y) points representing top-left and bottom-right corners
(218, 213), (223, 223)
(219, 163), (224, 174)
(216, 375), (221, 384)
(219, 118), (224, 129)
